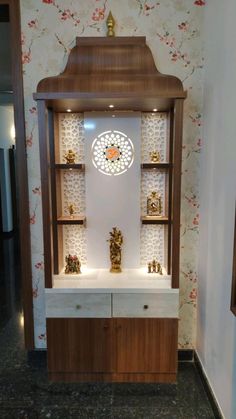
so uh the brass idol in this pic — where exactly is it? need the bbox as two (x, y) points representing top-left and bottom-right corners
(107, 227), (123, 273)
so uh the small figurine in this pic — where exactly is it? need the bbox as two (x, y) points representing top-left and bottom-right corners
(68, 203), (75, 218)
(64, 149), (76, 164)
(152, 259), (157, 273)
(65, 254), (81, 274)
(107, 227), (123, 273)
(156, 262), (163, 275)
(150, 150), (161, 163)
(147, 259), (163, 275)
(147, 191), (162, 216)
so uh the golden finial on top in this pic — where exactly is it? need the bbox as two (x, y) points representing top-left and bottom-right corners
(106, 11), (115, 37)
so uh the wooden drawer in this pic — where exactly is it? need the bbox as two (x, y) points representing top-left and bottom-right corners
(45, 292), (111, 318)
(112, 293), (178, 318)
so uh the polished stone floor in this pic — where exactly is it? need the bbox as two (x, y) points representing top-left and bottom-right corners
(0, 236), (217, 418)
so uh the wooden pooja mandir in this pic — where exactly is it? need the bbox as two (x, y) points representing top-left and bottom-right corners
(34, 36), (186, 382)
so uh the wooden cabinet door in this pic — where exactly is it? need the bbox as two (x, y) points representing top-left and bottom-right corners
(115, 318), (178, 373)
(47, 318), (114, 373)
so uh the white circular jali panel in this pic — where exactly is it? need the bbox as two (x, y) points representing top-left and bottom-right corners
(91, 130), (134, 176)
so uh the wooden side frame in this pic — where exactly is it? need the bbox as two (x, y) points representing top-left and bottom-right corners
(231, 206), (236, 316)
(0, 0), (34, 348)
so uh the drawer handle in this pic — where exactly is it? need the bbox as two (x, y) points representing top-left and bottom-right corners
(76, 304), (82, 310)
(143, 304), (149, 310)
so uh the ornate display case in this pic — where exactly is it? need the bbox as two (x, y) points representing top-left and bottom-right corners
(34, 36), (186, 382)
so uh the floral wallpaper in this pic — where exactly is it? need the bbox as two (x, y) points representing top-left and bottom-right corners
(20, 0), (204, 349)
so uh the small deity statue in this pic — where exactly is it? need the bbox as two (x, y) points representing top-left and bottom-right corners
(147, 191), (162, 216)
(107, 227), (123, 273)
(152, 259), (157, 273)
(147, 259), (163, 275)
(65, 254), (81, 274)
(150, 150), (161, 163)
(64, 149), (76, 164)
(68, 203), (75, 218)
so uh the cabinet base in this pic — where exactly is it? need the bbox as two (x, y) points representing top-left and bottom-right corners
(48, 372), (177, 383)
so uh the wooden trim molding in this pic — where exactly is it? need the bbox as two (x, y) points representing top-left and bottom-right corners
(231, 206), (236, 316)
(0, 0), (34, 348)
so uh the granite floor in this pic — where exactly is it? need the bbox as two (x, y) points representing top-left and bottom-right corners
(0, 236), (218, 419)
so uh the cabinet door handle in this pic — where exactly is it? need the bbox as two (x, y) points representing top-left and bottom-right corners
(76, 304), (81, 310)
(143, 304), (149, 310)
(103, 324), (109, 329)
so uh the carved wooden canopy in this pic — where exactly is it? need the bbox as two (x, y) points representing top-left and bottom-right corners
(35, 37), (186, 111)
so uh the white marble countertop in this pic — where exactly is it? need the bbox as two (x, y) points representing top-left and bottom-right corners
(46, 269), (178, 294)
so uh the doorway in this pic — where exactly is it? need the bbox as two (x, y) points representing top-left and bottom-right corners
(0, 1), (34, 348)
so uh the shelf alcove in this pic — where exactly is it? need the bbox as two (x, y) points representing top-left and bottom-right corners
(34, 36), (186, 383)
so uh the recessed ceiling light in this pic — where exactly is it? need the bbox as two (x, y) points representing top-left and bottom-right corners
(153, 108), (158, 112)
(109, 104), (114, 108)
(67, 109), (72, 112)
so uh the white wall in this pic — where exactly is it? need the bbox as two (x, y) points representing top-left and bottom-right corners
(197, 1), (236, 418)
(0, 105), (15, 232)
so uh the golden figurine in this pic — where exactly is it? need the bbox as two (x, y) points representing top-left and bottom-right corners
(152, 259), (157, 273)
(107, 227), (123, 273)
(64, 149), (76, 164)
(150, 150), (161, 163)
(65, 254), (81, 274)
(147, 191), (162, 216)
(106, 11), (115, 37)
(68, 204), (75, 218)
(147, 259), (163, 275)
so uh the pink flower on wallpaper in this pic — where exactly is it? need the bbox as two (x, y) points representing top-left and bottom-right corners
(32, 187), (41, 195)
(32, 287), (38, 298)
(29, 106), (37, 114)
(30, 212), (36, 224)
(184, 193), (199, 208)
(60, 9), (73, 21)
(22, 51), (31, 64)
(189, 288), (197, 300)
(38, 333), (46, 341)
(178, 21), (189, 31)
(144, 4), (155, 15)
(92, 7), (106, 22)
(193, 214), (199, 226)
(189, 113), (202, 126)
(28, 19), (38, 28)
(197, 138), (202, 147)
(42, 0), (54, 4)
(35, 261), (44, 270)
(26, 133), (33, 147)
(194, 0), (205, 5)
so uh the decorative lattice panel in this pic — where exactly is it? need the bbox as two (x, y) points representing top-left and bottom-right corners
(58, 113), (86, 263)
(63, 225), (87, 265)
(140, 112), (168, 267)
(141, 113), (168, 162)
(61, 171), (86, 216)
(59, 113), (85, 163)
(140, 225), (165, 268)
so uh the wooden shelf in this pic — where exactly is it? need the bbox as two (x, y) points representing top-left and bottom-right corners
(57, 215), (86, 225)
(141, 216), (169, 225)
(54, 164), (85, 171)
(141, 163), (171, 170)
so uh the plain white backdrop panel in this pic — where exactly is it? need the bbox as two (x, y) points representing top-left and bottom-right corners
(85, 112), (141, 269)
